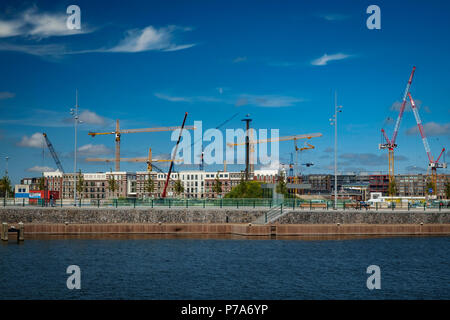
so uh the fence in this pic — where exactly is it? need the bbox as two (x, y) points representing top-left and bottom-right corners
(2, 197), (450, 211)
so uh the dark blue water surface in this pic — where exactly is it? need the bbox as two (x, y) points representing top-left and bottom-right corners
(1, 236), (449, 299)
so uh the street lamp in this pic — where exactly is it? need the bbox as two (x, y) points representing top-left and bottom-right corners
(5, 156), (9, 199)
(329, 92), (342, 210)
(70, 90), (83, 206)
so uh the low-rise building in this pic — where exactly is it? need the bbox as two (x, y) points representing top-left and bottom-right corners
(23, 170), (449, 200)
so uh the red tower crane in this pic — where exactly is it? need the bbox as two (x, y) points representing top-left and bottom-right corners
(380, 66), (416, 195)
(408, 93), (447, 196)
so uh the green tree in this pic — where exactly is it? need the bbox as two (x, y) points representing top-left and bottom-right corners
(76, 169), (85, 199)
(426, 180), (436, 195)
(38, 176), (45, 190)
(225, 180), (263, 198)
(445, 179), (450, 199)
(174, 178), (184, 197)
(108, 171), (118, 196)
(275, 172), (288, 196)
(213, 171), (223, 196)
(0, 175), (13, 198)
(146, 175), (155, 195)
(388, 180), (397, 196)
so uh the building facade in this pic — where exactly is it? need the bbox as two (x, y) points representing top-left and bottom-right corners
(20, 170), (450, 200)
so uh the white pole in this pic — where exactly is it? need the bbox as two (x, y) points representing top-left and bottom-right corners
(5, 156), (8, 199)
(73, 90), (78, 206)
(334, 92), (338, 209)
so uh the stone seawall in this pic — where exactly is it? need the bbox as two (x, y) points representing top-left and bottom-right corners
(0, 207), (449, 225)
(276, 210), (450, 224)
(0, 207), (262, 224)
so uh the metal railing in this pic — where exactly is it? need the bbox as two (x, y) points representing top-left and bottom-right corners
(2, 197), (450, 211)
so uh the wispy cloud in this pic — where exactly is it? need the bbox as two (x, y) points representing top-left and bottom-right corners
(107, 25), (195, 53)
(390, 99), (431, 113)
(26, 165), (55, 172)
(406, 122), (450, 136)
(311, 53), (351, 66)
(0, 23), (195, 57)
(233, 56), (247, 63)
(78, 110), (108, 125)
(340, 153), (408, 166)
(2, 109), (112, 128)
(77, 144), (113, 156)
(154, 93), (191, 102)
(0, 91), (15, 99)
(154, 93), (221, 103)
(405, 165), (427, 173)
(0, 42), (68, 57)
(266, 61), (297, 67)
(235, 94), (304, 107)
(0, 6), (92, 39)
(318, 13), (350, 21)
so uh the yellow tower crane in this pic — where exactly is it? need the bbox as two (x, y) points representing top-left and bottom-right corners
(88, 119), (195, 171)
(294, 138), (315, 178)
(227, 132), (322, 179)
(85, 148), (181, 172)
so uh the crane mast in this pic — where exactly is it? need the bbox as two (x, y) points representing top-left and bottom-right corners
(162, 112), (188, 198)
(408, 93), (447, 196)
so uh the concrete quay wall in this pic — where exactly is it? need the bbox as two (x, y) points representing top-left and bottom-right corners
(1, 207), (449, 225)
(16, 223), (450, 236)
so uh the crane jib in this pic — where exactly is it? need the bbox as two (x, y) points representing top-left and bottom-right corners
(391, 67), (416, 146)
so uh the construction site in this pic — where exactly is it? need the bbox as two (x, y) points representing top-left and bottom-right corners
(2, 66), (447, 209)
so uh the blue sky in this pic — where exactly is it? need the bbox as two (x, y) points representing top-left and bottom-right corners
(0, 0), (449, 184)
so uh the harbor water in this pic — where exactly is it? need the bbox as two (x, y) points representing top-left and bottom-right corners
(1, 235), (449, 299)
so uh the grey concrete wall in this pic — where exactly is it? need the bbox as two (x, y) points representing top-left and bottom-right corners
(276, 210), (450, 224)
(0, 207), (262, 224)
(0, 208), (449, 224)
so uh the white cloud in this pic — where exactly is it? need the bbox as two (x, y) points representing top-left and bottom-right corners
(0, 91), (15, 99)
(79, 110), (107, 125)
(77, 144), (113, 156)
(340, 153), (408, 166)
(311, 53), (351, 66)
(259, 159), (282, 171)
(26, 165), (56, 172)
(17, 132), (45, 148)
(0, 6), (91, 39)
(0, 42), (67, 57)
(154, 93), (222, 103)
(319, 13), (350, 21)
(2, 109), (111, 128)
(108, 25), (195, 53)
(406, 122), (450, 136)
(0, 20), (23, 37)
(390, 99), (431, 113)
(405, 165), (427, 173)
(154, 93), (191, 102)
(233, 56), (247, 63)
(236, 94), (303, 107)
